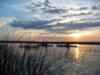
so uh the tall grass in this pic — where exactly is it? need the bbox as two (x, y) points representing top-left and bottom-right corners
(0, 44), (44, 75)
(0, 32), (73, 75)
(0, 43), (67, 75)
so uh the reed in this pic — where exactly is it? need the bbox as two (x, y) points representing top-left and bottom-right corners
(0, 32), (66, 75)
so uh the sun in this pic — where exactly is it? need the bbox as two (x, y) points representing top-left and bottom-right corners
(71, 33), (81, 38)
(69, 31), (90, 39)
(69, 33), (82, 39)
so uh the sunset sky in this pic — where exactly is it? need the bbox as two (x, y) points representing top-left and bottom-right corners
(0, 0), (100, 41)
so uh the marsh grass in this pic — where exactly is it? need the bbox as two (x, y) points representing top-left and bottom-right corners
(0, 43), (67, 75)
(0, 32), (53, 75)
(0, 32), (75, 75)
(0, 44), (44, 75)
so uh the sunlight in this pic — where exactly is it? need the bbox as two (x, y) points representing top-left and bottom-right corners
(75, 44), (80, 60)
(68, 44), (80, 61)
(69, 31), (90, 39)
(69, 32), (82, 40)
(71, 33), (81, 38)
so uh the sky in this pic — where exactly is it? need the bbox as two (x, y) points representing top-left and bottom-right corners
(0, 0), (100, 41)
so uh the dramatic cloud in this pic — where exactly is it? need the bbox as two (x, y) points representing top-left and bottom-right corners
(9, 18), (100, 33)
(24, 0), (67, 18)
(92, 5), (100, 10)
(0, 0), (100, 33)
(9, 19), (54, 29)
(62, 12), (93, 18)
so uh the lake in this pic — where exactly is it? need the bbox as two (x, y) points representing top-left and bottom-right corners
(0, 44), (100, 75)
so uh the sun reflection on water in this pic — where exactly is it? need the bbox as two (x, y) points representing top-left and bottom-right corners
(74, 44), (80, 60)
(67, 44), (81, 61)
(68, 44), (81, 61)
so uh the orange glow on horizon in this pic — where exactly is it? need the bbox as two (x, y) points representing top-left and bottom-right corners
(69, 31), (91, 39)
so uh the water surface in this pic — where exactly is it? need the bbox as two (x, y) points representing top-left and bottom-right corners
(0, 44), (100, 75)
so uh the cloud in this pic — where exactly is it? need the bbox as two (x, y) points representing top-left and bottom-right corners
(25, 0), (67, 15)
(0, 0), (100, 34)
(47, 22), (100, 33)
(62, 12), (93, 18)
(9, 18), (100, 33)
(0, 17), (15, 27)
(69, 7), (89, 11)
(6, 0), (99, 21)
(0, 17), (23, 32)
(92, 5), (100, 10)
(44, 8), (66, 14)
(9, 19), (56, 29)
(24, 0), (99, 20)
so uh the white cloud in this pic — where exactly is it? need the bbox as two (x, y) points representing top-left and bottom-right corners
(0, 17), (15, 28)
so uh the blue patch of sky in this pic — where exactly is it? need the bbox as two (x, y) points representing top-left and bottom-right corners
(0, 7), (26, 17)
(0, 0), (28, 18)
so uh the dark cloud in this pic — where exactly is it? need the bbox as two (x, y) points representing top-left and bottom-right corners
(63, 22), (100, 30)
(80, 18), (100, 22)
(45, 8), (66, 14)
(62, 12), (93, 18)
(47, 22), (100, 33)
(70, 7), (89, 11)
(10, 19), (100, 33)
(92, 5), (100, 10)
(9, 19), (57, 29)
(79, 7), (88, 10)
(43, 0), (52, 8)
(26, 0), (67, 15)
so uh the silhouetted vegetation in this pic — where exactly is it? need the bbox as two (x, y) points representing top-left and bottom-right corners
(0, 43), (66, 75)
(0, 44), (42, 75)
(0, 33), (100, 75)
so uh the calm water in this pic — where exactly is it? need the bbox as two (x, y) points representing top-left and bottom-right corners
(40, 44), (100, 75)
(0, 44), (100, 75)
